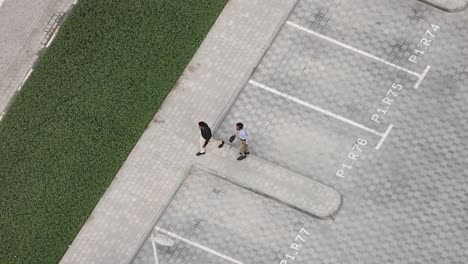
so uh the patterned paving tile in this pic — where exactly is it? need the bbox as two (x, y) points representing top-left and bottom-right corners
(133, 169), (316, 264)
(215, 0), (468, 263)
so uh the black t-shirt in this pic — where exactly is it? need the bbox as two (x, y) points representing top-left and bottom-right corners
(201, 126), (212, 146)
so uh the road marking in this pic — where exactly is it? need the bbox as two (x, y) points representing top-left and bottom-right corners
(375, 124), (393, 150)
(155, 227), (244, 264)
(150, 235), (160, 264)
(0, 0), (5, 7)
(46, 26), (60, 48)
(249, 80), (384, 137)
(413, 65), (431, 89)
(286, 21), (422, 78)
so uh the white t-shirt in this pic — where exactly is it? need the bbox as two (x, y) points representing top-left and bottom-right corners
(238, 128), (249, 145)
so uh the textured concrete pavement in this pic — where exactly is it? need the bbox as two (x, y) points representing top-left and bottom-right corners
(216, 0), (468, 263)
(133, 168), (319, 264)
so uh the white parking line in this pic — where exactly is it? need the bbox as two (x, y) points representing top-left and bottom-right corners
(154, 227), (245, 264)
(0, 0), (5, 7)
(413, 65), (431, 89)
(150, 235), (160, 264)
(249, 80), (383, 137)
(375, 124), (393, 150)
(286, 21), (423, 78)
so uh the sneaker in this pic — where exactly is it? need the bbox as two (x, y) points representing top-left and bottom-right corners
(239, 152), (250, 155)
(196, 152), (205, 156)
(237, 155), (246, 160)
(218, 141), (225, 148)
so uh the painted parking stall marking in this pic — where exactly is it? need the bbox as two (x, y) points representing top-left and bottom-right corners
(286, 21), (421, 77)
(286, 21), (431, 89)
(375, 124), (393, 151)
(409, 24), (441, 64)
(150, 235), (160, 264)
(154, 227), (244, 264)
(413, 65), (431, 89)
(280, 227), (310, 264)
(336, 138), (368, 179)
(410, 24), (437, 89)
(248, 80), (383, 136)
(263, 20), (438, 151)
(249, 80), (393, 150)
(371, 82), (404, 124)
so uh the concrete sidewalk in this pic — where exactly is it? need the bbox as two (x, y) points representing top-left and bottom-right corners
(59, 0), (305, 263)
(196, 140), (341, 219)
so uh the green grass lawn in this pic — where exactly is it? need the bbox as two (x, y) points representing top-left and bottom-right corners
(0, 0), (224, 262)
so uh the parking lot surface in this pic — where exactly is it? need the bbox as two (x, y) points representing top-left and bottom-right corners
(214, 0), (468, 263)
(134, 168), (318, 264)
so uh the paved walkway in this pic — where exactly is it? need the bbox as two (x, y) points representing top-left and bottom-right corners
(197, 141), (341, 219)
(0, 0), (74, 119)
(59, 0), (307, 263)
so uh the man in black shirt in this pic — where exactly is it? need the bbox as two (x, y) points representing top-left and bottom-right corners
(196, 121), (211, 156)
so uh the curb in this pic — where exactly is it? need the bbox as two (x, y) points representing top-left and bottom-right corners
(417, 0), (468, 12)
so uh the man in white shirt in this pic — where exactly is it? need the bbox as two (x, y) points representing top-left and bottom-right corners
(233, 122), (249, 160)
